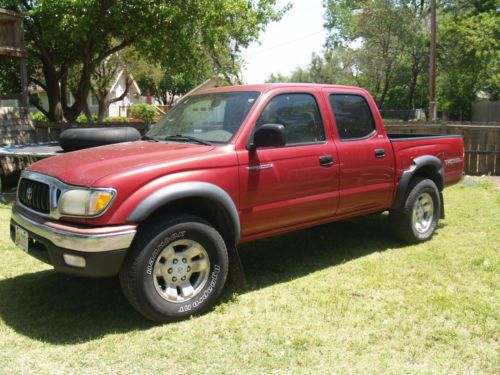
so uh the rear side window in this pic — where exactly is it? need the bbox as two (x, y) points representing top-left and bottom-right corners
(255, 93), (325, 145)
(329, 94), (376, 140)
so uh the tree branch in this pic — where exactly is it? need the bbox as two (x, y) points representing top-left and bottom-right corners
(109, 77), (132, 103)
(84, 1), (114, 53)
(21, 1), (33, 11)
(96, 38), (136, 63)
(29, 93), (49, 116)
(29, 76), (47, 91)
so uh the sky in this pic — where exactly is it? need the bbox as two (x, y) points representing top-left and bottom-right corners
(241, 0), (328, 84)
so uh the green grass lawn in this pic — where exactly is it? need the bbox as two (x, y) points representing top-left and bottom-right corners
(0, 180), (498, 374)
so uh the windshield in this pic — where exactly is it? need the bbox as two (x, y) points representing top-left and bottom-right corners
(147, 91), (260, 144)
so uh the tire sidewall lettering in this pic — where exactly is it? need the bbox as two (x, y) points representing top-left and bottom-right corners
(178, 264), (221, 313)
(146, 230), (186, 275)
(122, 215), (229, 322)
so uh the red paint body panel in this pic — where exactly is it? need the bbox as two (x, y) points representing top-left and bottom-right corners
(24, 84), (464, 242)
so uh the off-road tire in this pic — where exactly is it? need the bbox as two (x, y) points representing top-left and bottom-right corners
(390, 178), (441, 244)
(119, 214), (229, 323)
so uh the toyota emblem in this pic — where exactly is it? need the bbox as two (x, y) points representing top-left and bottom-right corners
(26, 187), (33, 200)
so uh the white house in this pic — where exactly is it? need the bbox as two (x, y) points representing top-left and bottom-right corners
(104, 69), (143, 117)
(30, 69), (143, 118)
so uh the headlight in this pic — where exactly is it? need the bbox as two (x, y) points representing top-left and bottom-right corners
(58, 189), (115, 217)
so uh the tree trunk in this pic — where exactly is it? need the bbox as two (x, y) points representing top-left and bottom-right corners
(97, 98), (108, 123)
(42, 64), (65, 123)
(82, 99), (93, 124)
(378, 60), (395, 109)
(64, 62), (93, 122)
(405, 67), (420, 121)
(168, 94), (176, 105)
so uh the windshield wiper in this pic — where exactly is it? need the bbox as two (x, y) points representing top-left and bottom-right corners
(163, 135), (212, 146)
(141, 135), (158, 141)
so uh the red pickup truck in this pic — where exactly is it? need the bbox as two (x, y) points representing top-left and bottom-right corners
(10, 84), (464, 322)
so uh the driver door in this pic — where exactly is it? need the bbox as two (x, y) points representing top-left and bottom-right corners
(237, 91), (340, 237)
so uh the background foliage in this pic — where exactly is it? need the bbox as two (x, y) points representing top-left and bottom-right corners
(268, 0), (499, 117)
(130, 103), (156, 123)
(0, 0), (286, 122)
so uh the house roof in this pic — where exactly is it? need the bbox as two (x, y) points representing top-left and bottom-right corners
(183, 78), (225, 98)
(110, 69), (141, 96)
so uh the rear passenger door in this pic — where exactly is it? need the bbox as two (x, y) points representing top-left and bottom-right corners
(325, 91), (395, 214)
(238, 90), (340, 237)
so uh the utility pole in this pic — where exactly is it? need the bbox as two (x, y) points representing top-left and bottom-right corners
(429, 0), (437, 121)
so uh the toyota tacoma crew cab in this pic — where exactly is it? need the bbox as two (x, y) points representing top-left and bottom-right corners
(10, 84), (464, 322)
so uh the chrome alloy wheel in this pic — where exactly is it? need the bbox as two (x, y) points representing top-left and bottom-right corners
(153, 239), (211, 303)
(412, 192), (434, 233)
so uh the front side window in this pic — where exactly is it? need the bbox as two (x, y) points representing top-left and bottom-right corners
(255, 93), (325, 145)
(147, 91), (259, 144)
(329, 94), (376, 140)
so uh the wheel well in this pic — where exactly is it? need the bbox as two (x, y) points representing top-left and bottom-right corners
(392, 160), (444, 211)
(412, 165), (443, 191)
(137, 197), (236, 247)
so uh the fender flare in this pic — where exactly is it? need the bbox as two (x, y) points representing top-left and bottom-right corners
(127, 182), (240, 244)
(392, 155), (444, 211)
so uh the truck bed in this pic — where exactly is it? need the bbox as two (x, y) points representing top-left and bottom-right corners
(388, 133), (464, 187)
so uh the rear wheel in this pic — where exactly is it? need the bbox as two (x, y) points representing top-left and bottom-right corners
(119, 214), (228, 322)
(390, 178), (441, 244)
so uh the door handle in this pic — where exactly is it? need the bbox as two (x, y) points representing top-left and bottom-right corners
(319, 155), (334, 166)
(374, 149), (386, 158)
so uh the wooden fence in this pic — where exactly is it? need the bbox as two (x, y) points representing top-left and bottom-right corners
(385, 122), (500, 175)
(9, 121), (500, 176)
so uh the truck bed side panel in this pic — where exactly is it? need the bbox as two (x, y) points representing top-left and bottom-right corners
(389, 134), (464, 187)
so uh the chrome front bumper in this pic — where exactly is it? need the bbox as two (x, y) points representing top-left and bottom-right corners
(11, 205), (136, 253)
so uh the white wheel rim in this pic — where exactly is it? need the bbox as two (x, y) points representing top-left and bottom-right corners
(152, 239), (210, 303)
(412, 192), (434, 233)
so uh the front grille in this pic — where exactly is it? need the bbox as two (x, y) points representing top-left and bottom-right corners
(18, 178), (50, 214)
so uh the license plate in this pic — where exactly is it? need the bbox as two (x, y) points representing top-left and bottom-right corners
(14, 225), (29, 252)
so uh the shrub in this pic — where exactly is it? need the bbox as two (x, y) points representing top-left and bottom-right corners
(31, 112), (48, 122)
(76, 113), (98, 124)
(131, 104), (156, 123)
(104, 116), (129, 123)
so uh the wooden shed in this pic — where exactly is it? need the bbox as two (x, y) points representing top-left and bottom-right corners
(0, 8), (28, 107)
(1, 8), (35, 183)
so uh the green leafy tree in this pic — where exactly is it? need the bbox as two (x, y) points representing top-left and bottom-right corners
(269, 0), (498, 118)
(0, 0), (287, 122)
(324, 0), (414, 108)
(135, 55), (211, 105)
(266, 50), (359, 86)
(437, 4), (499, 114)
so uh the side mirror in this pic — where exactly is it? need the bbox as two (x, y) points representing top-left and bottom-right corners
(248, 123), (286, 150)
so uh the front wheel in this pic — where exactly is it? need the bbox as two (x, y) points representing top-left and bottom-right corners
(119, 214), (229, 322)
(390, 178), (441, 244)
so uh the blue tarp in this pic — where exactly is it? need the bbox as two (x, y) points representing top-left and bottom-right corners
(0, 142), (62, 157)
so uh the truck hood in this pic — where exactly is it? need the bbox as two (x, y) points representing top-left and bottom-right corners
(29, 141), (215, 186)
